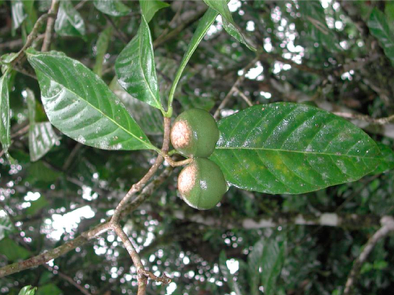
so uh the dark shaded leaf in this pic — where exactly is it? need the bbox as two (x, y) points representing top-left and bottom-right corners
(261, 239), (285, 295)
(211, 103), (381, 194)
(93, 26), (113, 78)
(0, 238), (31, 261)
(248, 238), (264, 295)
(368, 8), (394, 66)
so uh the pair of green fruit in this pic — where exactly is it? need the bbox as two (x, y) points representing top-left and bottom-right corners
(170, 109), (227, 210)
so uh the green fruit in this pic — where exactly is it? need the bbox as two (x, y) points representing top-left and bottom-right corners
(170, 109), (219, 158)
(178, 158), (227, 210)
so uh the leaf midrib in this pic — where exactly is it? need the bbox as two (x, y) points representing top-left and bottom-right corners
(215, 146), (380, 159)
(30, 54), (154, 150)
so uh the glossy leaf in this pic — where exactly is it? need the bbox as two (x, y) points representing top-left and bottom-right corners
(93, 26), (113, 78)
(368, 8), (394, 66)
(0, 73), (10, 153)
(18, 286), (37, 295)
(93, 0), (131, 17)
(248, 238), (264, 295)
(26, 49), (155, 151)
(219, 251), (242, 295)
(373, 143), (394, 174)
(11, 0), (26, 30)
(210, 103), (381, 194)
(55, 0), (86, 38)
(27, 89), (58, 162)
(140, 0), (169, 23)
(168, 8), (218, 107)
(115, 15), (163, 111)
(261, 239), (285, 295)
(111, 80), (163, 135)
(298, 0), (341, 52)
(203, 0), (256, 51)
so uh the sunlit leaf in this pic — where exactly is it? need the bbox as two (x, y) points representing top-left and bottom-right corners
(26, 49), (155, 151)
(203, 0), (256, 51)
(368, 8), (394, 66)
(115, 15), (163, 111)
(211, 103), (381, 194)
(18, 286), (37, 295)
(140, 0), (169, 23)
(27, 89), (58, 162)
(93, 0), (131, 17)
(261, 239), (285, 295)
(0, 73), (10, 153)
(11, 0), (26, 30)
(55, 0), (86, 38)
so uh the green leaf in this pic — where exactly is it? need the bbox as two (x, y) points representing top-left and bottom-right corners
(26, 49), (155, 151)
(261, 239), (285, 295)
(27, 89), (58, 162)
(168, 8), (218, 108)
(26, 196), (49, 216)
(140, 0), (169, 23)
(55, 0), (86, 38)
(11, 0), (27, 30)
(219, 251), (242, 295)
(94, 0), (131, 17)
(202, 0), (256, 51)
(372, 143), (394, 174)
(248, 238), (265, 295)
(18, 286), (37, 295)
(0, 73), (10, 153)
(0, 237), (31, 261)
(115, 15), (163, 111)
(111, 80), (163, 135)
(0, 208), (14, 241)
(367, 8), (394, 66)
(210, 103), (381, 194)
(35, 284), (61, 295)
(93, 26), (113, 78)
(298, 0), (341, 52)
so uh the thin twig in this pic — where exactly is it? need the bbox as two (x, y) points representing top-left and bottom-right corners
(0, 222), (110, 278)
(41, 0), (60, 52)
(44, 265), (92, 295)
(234, 86), (253, 107)
(10, 14), (51, 67)
(214, 56), (259, 119)
(344, 216), (394, 295)
(334, 112), (394, 125)
(164, 156), (192, 167)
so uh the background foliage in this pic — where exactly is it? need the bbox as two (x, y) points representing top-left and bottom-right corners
(1, 0), (394, 294)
